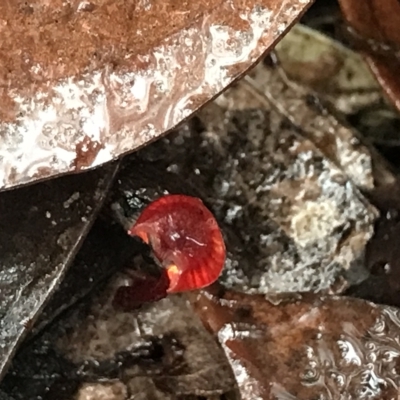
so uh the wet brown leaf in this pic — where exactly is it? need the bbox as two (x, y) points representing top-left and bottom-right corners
(0, 0), (313, 191)
(0, 163), (118, 381)
(190, 286), (400, 399)
(338, 0), (400, 111)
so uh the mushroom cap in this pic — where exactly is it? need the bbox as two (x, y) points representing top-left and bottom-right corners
(129, 194), (226, 292)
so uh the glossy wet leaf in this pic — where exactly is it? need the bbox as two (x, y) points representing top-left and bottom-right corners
(0, 0), (313, 191)
(338, 0), (400, 112)
(190, 286), (400, 399)
(0, 163), (118, 380)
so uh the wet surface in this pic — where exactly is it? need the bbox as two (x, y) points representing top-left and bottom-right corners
(190, 286), (400, 399)
(0, 0), (313, 190)
(0, 76), (390, 399)
(2, 5), (400, 398)
(0, 163), (118, 380)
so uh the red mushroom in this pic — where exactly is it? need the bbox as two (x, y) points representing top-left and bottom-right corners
(128, 194), (226, 293)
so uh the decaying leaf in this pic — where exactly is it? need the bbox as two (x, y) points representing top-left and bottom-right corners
(0, 0), (313, 191)
(274, 24), (381, 113)
(1, 278), (236, 399)
(247, 61), (394, 189)
(0, 163), (118, 380)
(338, 0), (400, 111)
(190, 286), (400, 399)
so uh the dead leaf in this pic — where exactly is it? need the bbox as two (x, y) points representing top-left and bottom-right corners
(0, 163), (118, 381)
(338, 0), (400, 111)
(29, 216), (143, 338)
(190, 286), (400, 399)
(0, 0), (313, 191)
(274, 24), (381, 114)
(1, 287), (236, 399)
(346, 180), (400, 307)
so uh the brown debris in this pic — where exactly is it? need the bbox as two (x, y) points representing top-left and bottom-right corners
(190, 286), (400, 399)
(73, 136), (103, 171)
(274, 24), (382, 115)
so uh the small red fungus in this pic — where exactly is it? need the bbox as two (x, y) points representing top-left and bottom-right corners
(128, 194), (226, 293)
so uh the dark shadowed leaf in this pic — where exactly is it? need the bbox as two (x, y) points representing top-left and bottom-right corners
(338, 0), (400, 111)
(28, 217), (142, 338)
(346, 180), (400, 307)
(0, 0), (313, 191)
(0, 163), (118, 380)
(1, 286), (236, 399)
(190, 286), (400, 399)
